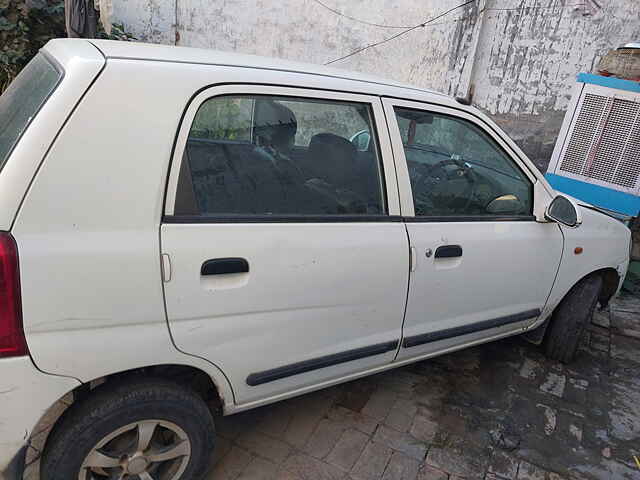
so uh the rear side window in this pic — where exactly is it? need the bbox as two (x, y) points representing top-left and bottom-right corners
(0, 53), (62, 170)
(175, 95), (386, 217)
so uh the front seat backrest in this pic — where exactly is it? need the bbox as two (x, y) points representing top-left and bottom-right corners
(307, 133), (358, 186)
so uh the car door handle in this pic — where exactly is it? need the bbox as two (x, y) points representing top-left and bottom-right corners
(434, 245), (462, 258)
(201, 258), (249, 276)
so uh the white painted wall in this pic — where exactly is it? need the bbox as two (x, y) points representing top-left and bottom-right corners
(112, 0), (640, 168)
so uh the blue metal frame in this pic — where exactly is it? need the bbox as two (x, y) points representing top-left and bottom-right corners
(545, 173), (640, 217)
(577, 73), (640, 93)
(578, 73), (640, 93)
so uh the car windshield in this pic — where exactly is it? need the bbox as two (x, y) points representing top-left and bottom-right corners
(0, 53), (62, 171)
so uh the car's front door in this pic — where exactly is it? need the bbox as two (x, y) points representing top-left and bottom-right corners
(161, 86), (409, 405)
(382, 98), (564, 361)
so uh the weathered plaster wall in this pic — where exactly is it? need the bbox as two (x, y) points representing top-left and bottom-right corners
(112, 0), (175, 44)
(471, 1), (640, 169)
(112, 0), (640, 170)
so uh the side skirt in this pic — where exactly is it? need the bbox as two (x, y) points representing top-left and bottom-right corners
(245, 309), (541, 388)
(403, 309), (541, 348)
(246, 340), (399, 386)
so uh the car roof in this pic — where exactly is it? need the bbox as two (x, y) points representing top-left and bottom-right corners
(87, 39), (449, 100)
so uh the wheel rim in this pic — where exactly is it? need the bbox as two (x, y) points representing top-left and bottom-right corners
(78, 420), (191, 480)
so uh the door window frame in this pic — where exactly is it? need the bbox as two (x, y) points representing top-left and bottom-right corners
(382, 97), (539, 221)
(164, 85), (401, 221)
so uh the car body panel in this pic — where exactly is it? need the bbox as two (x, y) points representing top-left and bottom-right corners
(539, 206), (631, 321)
(162, 222), (409, 404)
(399, 220), (562, 360)
(378, 97), (564, 360)
(0, 356), (79, 476)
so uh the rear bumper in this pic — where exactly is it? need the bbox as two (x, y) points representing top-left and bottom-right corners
(0, 356), (79, 480)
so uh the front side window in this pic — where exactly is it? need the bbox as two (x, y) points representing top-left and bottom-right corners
(394, 107), (533, 217)
(0, 53), (62, 170)
(175, 95), (386, 216)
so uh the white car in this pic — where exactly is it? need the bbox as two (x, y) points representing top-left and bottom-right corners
(0, 39), (631, 480)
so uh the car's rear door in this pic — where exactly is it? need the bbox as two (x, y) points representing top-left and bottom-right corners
(161, 86), (408, 405)
(382, 98), (563, 361)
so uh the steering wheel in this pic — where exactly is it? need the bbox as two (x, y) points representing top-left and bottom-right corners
(411, 158), (479, 214)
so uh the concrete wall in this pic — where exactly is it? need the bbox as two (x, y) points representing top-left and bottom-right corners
(112, 0), (640, 171)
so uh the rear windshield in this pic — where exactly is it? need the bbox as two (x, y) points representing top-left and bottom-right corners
(0, 53), (62, 170)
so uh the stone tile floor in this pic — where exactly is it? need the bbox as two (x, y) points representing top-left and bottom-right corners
(205, 292), (640, 480)
(21, 292), (640, 480)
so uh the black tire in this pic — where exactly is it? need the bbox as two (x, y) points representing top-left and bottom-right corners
(543, 274), (603, 363)
(41, 377), (215, 480)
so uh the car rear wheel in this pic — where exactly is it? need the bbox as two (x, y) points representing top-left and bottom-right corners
(543, 274), (603, 363)
(41, 377), (215, 480)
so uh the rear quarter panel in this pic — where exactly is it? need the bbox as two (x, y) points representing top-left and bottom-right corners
(11, 58), (238, 407)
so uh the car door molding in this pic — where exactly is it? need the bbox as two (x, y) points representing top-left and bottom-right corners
(403, 215), (536, 223)
(246, 340), (399, 386)
(403, 308), (541, 348)
(163, 213), (536, 224)
(162, 214), (403, 224)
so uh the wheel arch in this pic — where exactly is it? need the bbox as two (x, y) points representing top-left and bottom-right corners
(523, 267), (619, 345)
(597, 266), (621, 308)
(25, 363), (225, 474)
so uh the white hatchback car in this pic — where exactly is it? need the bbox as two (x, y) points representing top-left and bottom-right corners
(0, 39), (631, 480)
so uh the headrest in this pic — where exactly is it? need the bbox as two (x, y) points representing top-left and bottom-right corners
(254, 100), (297, 148)
(308, 133), (356, 161)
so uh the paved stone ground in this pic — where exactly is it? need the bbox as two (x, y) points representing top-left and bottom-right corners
(204, 292), (640, 480)
(22, 292), (640, 480)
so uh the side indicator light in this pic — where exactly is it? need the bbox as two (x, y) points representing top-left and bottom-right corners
(574, 247), (584, 255)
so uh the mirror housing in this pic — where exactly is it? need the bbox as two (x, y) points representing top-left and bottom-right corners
(486, 194), (525, 215)
(545, 195), (582, 228)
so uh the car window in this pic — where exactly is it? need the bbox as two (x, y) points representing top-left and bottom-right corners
(0, 53), (62, 171)
(394, 107), (533, 218)
(276, 99), (371, 147)
(175, 95), (386, 217)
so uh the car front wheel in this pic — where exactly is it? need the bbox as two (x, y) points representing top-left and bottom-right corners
(41, 377), (215, 480)
(543, 274), (603, 363)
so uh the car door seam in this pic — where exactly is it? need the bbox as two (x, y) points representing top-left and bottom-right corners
(393, 222), (413, 361)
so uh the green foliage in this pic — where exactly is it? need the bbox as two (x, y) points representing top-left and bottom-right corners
(0, 0), (135, 93)
(0, 0), (66, 92)
(102, 22), (137, 42)
(190, 98), (252, 141)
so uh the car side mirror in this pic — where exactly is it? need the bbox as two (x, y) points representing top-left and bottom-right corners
(486, 194), (524, 215)
(545, 195), (582, 227)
